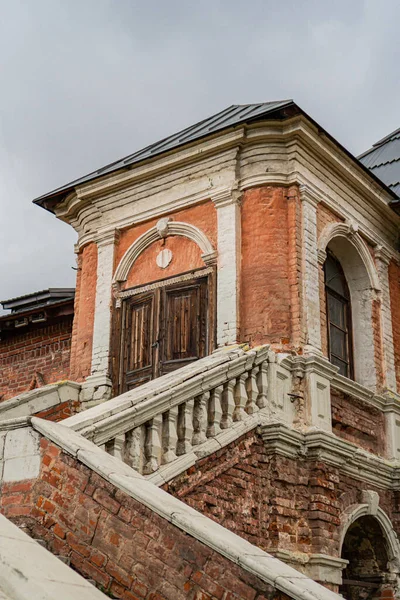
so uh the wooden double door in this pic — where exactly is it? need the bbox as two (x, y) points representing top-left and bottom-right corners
(117, 276), (210, 393)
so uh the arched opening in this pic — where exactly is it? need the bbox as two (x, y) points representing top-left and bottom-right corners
(320, 227), (380, 389)
(340, 515), (392, 599)
(324, 251), (353, 379)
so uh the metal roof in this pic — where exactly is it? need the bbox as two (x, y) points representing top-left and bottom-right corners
(33, 101), (295, 209)
(1, 289), (75, 314)
(33, 100), (398, 213)
(359, 128), (400, 197)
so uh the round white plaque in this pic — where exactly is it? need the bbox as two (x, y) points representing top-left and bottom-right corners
(156, 248), (173, 269)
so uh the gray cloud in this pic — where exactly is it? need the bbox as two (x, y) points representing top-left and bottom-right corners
(0, 0), (399, 301)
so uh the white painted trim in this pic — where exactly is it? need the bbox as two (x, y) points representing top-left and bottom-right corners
(318, 221), (381, 291)
(113, 220), (216, 283)
(339, 504), (400, 573)
(118, 267), (213, 301)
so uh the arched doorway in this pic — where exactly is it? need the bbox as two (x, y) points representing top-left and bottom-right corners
(340, 515), (393, 599)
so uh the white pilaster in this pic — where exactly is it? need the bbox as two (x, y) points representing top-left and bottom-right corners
(375, 246), (397, 392)
(300, 185), (322, 355)
(212, 189), (241, 346)
(90, 230), (119, 377)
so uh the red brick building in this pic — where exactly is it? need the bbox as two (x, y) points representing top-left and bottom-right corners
(2, 101), (400, 600)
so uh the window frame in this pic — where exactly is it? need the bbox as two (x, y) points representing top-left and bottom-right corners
(324, 252), (354, 380)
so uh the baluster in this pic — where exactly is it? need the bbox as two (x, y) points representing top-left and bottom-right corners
(177, 399), (194, 455)
(192, 392), (209, 445)
(245, 369), (259, 415)
(126, 426), (143, 472)
(105, 433), (125, 460)
(143, 415), (162, 474)
(207, 386), (223, 437)
(256, 361), (268, 409)
(234, 373), (248, 421)
(162, 406), (179, 464)
(221, 379), (235, 429)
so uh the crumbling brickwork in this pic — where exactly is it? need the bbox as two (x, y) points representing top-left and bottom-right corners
(388, 260), (400, 392)
(0, 437), (291, 600)
(240, 186), (300, 349)
(165, 431), (398, 564)
(0, 317), (73, 401)
(69, 243), (97, 382)
(331, 391), (386, 456)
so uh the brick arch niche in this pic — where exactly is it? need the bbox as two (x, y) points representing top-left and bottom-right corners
(339, 505), (400, 600)
(113, 218), (217, 289)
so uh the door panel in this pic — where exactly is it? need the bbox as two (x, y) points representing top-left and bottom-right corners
(119, 276), (209, 391)
(121, 292), (156, 391)
(160, 279), (207, 375)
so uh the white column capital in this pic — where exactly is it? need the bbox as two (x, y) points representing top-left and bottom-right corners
(299, 184), (322, 208)
(375, 244), (393, 266)
(95, 228), (120, 248)
(211, 188), (241, 208)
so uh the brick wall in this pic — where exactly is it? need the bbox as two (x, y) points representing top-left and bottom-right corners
(69, 243), (98, 382)
(240, 186), (298, 348)
(0, 437), (291, 600)
(331, 391), (386, 456)
(35, 399), (80, 422)
(389, 260), (400, 392)
(0, 317), (73, 401)
(165, 431), (398, 567)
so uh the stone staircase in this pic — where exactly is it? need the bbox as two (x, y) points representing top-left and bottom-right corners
(64, 345), (272, 484)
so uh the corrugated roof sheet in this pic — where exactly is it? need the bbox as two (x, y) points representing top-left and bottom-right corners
(359, 128), (400, 198)
(1, 289), (75, 314)
(33, 101), (294, 207)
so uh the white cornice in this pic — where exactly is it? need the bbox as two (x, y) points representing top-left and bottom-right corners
(261, 423), (400, 490)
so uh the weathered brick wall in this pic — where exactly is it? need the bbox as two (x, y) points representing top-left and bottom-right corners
(34, 399), (80, 422)
(0, 317), (73, 401)
(69, 243), (98, 382)
(0, 437), (291, 600)
(331, 391), (386, 456)
(116, 201), (217, 289)
(240, 186), (300, 349)
(165, 431), (397, 562)
(389, 260), (400, 392)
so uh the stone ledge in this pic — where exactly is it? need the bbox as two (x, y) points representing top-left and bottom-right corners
(0, 381), (81, 421)
(31, 417), (341, 600)
(261, 422), (400, 489)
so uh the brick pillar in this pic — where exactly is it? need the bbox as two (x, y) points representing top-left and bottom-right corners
(375, 246), (397, 392)
(300, 185), (322, 356)
(212, 189), (241, 346)
(80, 229), (118, 407)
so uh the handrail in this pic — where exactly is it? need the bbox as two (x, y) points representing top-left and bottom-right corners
(64, 345), (271, 476)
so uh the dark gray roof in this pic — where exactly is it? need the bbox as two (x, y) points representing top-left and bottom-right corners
(1, 289), (75, 314)
(33, 101), (295, 210)
(33, 100), (398, 213)
(359, 128), (400, 197)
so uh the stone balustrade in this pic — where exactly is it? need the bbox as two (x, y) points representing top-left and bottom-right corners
(65, 345), (271, 477)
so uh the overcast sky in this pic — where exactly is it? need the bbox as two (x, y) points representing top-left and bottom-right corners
(1, 0), (399, 304)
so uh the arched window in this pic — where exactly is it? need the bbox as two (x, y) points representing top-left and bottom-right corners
(324, 252), (354, 379)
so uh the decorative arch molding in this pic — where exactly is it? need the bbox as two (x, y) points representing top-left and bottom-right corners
(339, 503), (400, 573)
(317, 221), (381, 292)
(113, 218), (217, 283)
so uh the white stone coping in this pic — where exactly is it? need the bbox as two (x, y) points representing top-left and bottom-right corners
(64, 345), (271, 445)
(0, 512), (106, 600)
(0, 381), (81, 421)
(31, 417), (341, 600)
